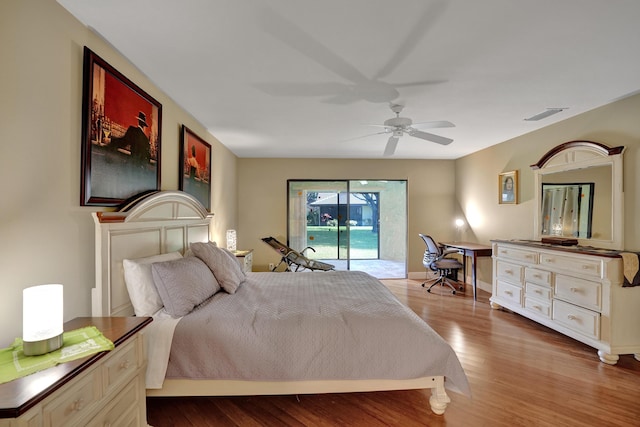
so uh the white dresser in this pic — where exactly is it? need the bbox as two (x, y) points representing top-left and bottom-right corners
(0, 317), (151, 426)
(491, 240), (640, 364)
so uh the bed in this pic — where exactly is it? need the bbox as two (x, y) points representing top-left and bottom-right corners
(92, 191), (470, 415)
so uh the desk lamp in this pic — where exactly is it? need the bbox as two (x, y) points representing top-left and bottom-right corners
(455, 218), (465, 241)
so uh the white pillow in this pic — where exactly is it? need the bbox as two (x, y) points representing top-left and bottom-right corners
(191, 242), (245, 294)
(123, 251), (183, 316)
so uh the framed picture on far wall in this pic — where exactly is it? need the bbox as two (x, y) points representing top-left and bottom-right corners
(498, 170), (518, 204)
(80, 46), (162, 206)
(179, 125), (211, 211)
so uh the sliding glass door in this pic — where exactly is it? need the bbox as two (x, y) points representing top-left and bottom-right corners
(287, 180), (407, 279)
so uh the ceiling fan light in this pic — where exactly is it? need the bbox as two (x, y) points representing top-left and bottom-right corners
(524, 108), (567, 121)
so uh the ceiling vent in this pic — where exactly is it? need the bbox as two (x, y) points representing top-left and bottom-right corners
(524, 108), (567, 121)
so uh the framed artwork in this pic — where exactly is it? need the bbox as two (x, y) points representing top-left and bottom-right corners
(498, 170), (518, 204)
(80, 46), (162, 206)
(179, 125), (211, 210)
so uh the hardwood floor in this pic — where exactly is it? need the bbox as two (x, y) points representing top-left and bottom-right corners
(146, 279), (640, 426)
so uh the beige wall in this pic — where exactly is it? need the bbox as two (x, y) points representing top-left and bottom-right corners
(237, 159), (456, 273)
(0, 0), (238, 346)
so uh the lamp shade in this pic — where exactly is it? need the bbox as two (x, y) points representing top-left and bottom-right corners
(226, 229), (237, 251)
(23, 284), (64, 356)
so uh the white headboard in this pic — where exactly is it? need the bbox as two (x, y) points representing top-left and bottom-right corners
(92, 191), (213, 316)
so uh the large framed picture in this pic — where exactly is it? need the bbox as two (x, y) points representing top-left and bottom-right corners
(179, 125), (211, 210)
(80, 46), (162, 206)
(498, 170), (518, 204)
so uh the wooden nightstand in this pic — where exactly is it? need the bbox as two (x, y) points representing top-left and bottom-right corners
(232, 249), (253, 272)
(0, 316), (151, 426)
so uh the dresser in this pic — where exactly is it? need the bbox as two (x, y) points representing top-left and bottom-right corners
(491, 240), (640, 365)
(0, 316), (151, 426)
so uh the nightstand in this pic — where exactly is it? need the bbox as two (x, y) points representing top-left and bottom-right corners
(232, 249), (253, 272)
(0, 316), (152, 426)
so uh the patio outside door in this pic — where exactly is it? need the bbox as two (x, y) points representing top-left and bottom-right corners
(287, 180), (407, 279)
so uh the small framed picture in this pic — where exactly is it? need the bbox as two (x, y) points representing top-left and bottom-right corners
(179, 125), (211, 210)
(80, 47), (162, 206)
(498, 170), (518, 204)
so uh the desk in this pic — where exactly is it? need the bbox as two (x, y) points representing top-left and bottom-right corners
(440, 242), (492, 301)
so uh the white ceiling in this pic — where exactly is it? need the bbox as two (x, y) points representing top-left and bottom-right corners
(57, 0), (640, 159)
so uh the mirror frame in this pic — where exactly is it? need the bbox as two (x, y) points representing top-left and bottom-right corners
(531, 141), (625, 250)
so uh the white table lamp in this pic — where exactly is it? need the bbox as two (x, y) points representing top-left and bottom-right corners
(23, 284), (64, 356)
(226, 229), (237, 252)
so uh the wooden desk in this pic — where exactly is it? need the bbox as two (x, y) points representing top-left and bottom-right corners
(440, 242), (492, 301)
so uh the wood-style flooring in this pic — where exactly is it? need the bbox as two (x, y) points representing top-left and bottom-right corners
(146, 279), (640, 426)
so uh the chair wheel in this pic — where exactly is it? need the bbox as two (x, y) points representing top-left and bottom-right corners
(427, 289), (432, 293)
(452, 290), (456, 295)
(422, 283), (425, 287)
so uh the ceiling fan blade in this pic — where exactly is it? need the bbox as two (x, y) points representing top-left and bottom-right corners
(341, 130), (389, 143)
(373, 0), (447, 80)
(253, 82), (348, 97)
(384, 136), (400, 156)
(321, 92), (365, 104)
(408, 129), (453, 145)
(411, 120), (456, 129)
(259, 6), (368, 85)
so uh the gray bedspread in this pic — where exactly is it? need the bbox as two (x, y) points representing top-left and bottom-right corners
(165, 271), (470, 395)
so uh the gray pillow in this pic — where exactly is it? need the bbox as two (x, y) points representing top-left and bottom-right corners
(151, 256), (221, 317)
(190, 242), (245, 294)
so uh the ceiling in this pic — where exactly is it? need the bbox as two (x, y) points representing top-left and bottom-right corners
(57, 0), (640, 159)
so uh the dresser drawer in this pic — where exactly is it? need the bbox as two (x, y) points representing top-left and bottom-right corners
(553, 299), (600, 340)
(555, 274), (601, 311)
(525, 282), (552, 302)
(524, 296), (551, 319)
(495, 246), (538, 263)
(42, 369), (102, 427)
(496, 260), (524, 283)
(87, 378), (140, 427)
(495, 280), (522, 305)
(524, 268), (552, 286)
(540, 253), (602, 278)
(102, 338), (139, 396)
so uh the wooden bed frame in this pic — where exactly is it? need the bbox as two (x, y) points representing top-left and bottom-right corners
(92, 190), (453, 414)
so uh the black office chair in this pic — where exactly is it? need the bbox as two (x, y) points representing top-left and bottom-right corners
(419, 234), (463, 295)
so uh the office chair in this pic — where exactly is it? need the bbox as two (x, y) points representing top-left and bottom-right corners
(419, 234), (463, 295)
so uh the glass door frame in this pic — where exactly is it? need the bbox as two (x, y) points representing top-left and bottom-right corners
(287, 179), (408, 278)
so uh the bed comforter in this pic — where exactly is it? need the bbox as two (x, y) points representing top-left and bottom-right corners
(164, 271), (470, 395)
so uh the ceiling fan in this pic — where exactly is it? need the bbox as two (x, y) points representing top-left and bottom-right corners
(364, 104), (455, 156)
(255, 3), (447, 104)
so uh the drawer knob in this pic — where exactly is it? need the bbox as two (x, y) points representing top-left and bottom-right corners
(533, 274), (542, 279)
(72, 398), (85, 412)
(582, 265), (593, 270)
(505, 290), (513, 296)
(570, 287), (580, 293)
(505, 269), (513, 275)
(120, 360), (131, 370)
(533, 305), (541, 310)
(567, 314), (578, 321)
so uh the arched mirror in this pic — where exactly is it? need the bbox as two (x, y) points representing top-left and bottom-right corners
(531, 141), (625, 250)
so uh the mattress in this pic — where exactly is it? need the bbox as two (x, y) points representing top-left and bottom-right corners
(163, 271), (469, 395)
